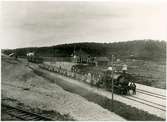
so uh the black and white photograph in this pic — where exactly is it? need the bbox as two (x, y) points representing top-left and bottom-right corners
(1, 0), (166, 121)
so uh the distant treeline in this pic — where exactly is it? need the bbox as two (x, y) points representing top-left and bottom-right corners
(2, 40), (166, 63)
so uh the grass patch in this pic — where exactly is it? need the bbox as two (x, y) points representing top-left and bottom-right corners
(36, 110), (74, 121)
(32, 67), (165, 121)
(85, 93), (164, 121)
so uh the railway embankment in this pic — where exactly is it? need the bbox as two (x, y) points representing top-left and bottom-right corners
(1, 56), (125, 121)
(29, 64), (166, 121)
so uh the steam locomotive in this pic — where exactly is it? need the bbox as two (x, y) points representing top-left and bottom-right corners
(27, 54), (136, 95)
(95, 70), (136, 95)
(39, 63), (136, 95)
(71, 64), (136, 95)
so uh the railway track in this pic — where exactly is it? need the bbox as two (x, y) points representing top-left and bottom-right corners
(122, 88), (166, 112)
(136, 89), (166, 100)
(131, 95), (165, 108)
(123, 95), (166, 111)
(2, 104), (53, 121)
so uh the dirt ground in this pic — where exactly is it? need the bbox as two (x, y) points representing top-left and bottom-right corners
(1, 55), (125, 121)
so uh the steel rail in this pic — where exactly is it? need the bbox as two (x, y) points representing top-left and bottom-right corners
(2, 104), (53, 121)
(122, 96), (166, 112)
(137, 89), (166, 99)
(129, 95), (166, 108)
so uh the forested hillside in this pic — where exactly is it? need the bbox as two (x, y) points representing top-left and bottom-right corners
(2, 40), (166, 63)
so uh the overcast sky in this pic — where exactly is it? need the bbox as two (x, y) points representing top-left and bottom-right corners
(1, 1), (167, 49)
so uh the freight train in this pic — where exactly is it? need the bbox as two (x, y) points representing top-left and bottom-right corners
(27, 55), (136, 95)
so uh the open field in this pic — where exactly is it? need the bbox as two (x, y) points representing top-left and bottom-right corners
(123, 59), (166, 89)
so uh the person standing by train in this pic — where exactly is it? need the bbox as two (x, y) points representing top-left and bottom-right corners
(129, 81), (136, 95)
(86, 72), (92, 84)
(132, 82), (136, 94)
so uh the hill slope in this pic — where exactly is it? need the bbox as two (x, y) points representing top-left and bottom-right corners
(2, 40), (166, 63)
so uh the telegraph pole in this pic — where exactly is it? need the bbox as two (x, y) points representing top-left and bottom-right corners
(111, 55), (114, 112)
(108, 55), (114, 112)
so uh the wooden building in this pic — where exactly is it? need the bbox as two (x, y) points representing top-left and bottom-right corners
(95, 57), (110, 66)
(72, 49), (94, 64)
